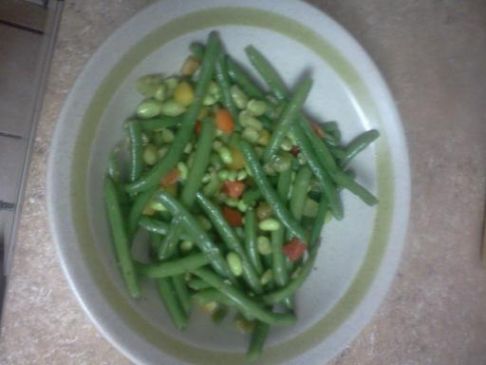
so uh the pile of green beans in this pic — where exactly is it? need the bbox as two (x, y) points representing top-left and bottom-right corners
(103, 31), (380, 360)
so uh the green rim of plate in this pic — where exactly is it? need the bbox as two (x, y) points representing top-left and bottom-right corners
(71, 7), (393, 364)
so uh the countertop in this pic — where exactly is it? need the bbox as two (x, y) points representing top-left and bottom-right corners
(1, 1), (485, 364)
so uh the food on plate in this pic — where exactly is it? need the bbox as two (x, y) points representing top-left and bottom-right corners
(104, 31), (379, 360)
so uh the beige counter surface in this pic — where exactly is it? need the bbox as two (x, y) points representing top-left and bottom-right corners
(1, 1), (485, 364)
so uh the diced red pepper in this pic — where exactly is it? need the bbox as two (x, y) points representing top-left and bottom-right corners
(290, 145), (300, 156)
(195, 120), (202, 135)
(282, 238), (307, 262)
(160, 168), (180, 187)
(222, 180), (246, 199)
(222, 206), (243, 227)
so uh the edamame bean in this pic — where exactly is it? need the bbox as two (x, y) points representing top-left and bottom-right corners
(230, 85), (249, 109)
(259, 218), (281, 231)
(246, 99), (267, 117)
(226, 252), (243, 276)
(257, 236), (272, 255)
(143, 144), (158, 165)
(160, 100), (186, 116)
(136, 74), (163, 97)
(136, 99), (162, 119)
(126, 32), (222, 194)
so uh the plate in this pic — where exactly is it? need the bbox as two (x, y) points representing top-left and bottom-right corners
(47, 1), (410, 364)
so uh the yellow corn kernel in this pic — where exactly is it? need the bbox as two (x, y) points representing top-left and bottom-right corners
(173, 81), (195, 107)
(181, 56), (200, 76)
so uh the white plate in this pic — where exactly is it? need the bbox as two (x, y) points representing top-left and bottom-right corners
(48, 1), (410, 364)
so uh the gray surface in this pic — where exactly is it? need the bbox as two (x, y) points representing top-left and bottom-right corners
(0, 24), (43, 137)
(0, 1), (485, 364)
(0, 136), (25, 204)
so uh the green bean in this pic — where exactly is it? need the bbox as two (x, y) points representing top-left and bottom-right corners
(262, 246), (320, 305)
(159, 217), (182, 260)
(193, 268), (296, 326)
(159, 120), (217, 258)
(301, 120), (338, 172)
(226, 56), (266, 99)
(139, 216), (171, 236)
(328, 145), (347, 161)
(239, 141), (307, 242)
(181, 120), (216, 207)
(157, 278), (188, 330)
(290, 166), (312, 221)
(171, 275), (192, 315)
(324, 132), (340, 147)
(138, 253), (209, 278)
(262, 78), (312, 162)
(138, 116), (182, 131)
(342, 129), (380, 166)
(310, 198), (328, 246)
(193, 288), (234, 307)
(290, 125), (343, 220)
(242, 189), (262, 206)
(244, 210), (263, 275)
(158, 221), (180, 260)
(242, 45), (344, 219)
(126, 32), (221, 193)
(331, 170), (378, 206)
(107, 148), (121, 182)
(125, 120), (144, 183)
(272, 169), (292, 287)
(127, 186), (158, 238)
(187, 278), (212, 291)
(215, 55), (239, 120)
(154, 191), (233, 280)
(149, 232), (162, 255)
(247, 322), (270, 362)
(322, 121), (338, 132)
(195, 192), (262, 294)
(104, 177), (140, 298)
(245, 46), (287, 100)
(189, 42), (205, 60)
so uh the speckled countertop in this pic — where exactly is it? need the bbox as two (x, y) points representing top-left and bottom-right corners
(1, 1), (485, 364)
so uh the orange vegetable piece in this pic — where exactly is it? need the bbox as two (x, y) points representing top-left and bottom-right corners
(215, 108), (234, 134)
(282, 238), (307, 262)
(160, 168), (180, 187)
(222, 206), (243, 227)
(222, 181), (246, 199)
